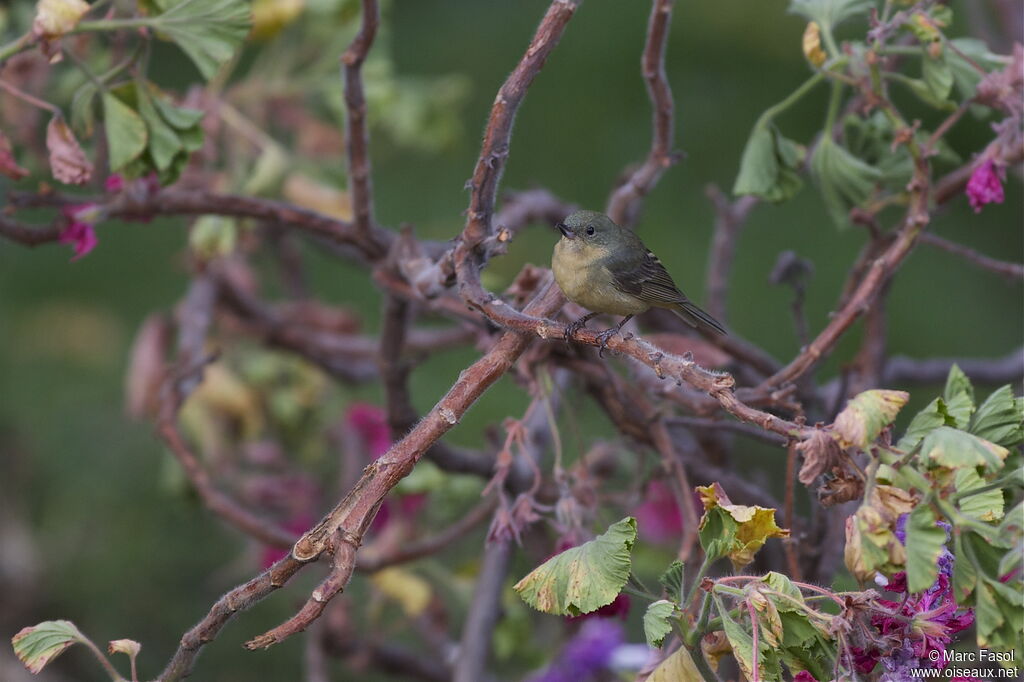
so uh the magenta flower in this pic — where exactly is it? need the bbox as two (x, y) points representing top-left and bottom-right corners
(568, 593), (631, 623)
(104, 174), (125, 193)
(59, 204), (100, 260)
(794, 672), (819, 682)
(347, 403), (391, 459)
(966, 159), (1006, 213)
(632, 480), (682, 544)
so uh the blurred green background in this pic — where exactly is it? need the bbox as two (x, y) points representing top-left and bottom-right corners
(0, 0), (1020, 680)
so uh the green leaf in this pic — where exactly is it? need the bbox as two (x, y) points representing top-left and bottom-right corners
(70, 82), (98, 136)
(190, 215), (238, 259)
(902, 76), (957, 110)
(834, 389), (909, 448)
(952, 533), (978, 602)
(148, 0), (252, 80)
(943, 364), (976, 426)
(150, 91), (205, 130)
(920, 426), (1008, 472)
(811, 137), (883, 229)
(659, 560), (684, 604)
(715, 593), (757, 681)
(897, 397), (956, 452)
(975, 581), (1004, 647)
(648, 644), (705, 682)
(955, 467), (1005, 522)
(763, 571), (804, 610)
(102, 93), (148, 171)
(11, 620), (86, 674)
(969, 386), (1024, 448)
(948, 38), (1004, 103)
(513, 517), (636, 616)
(922, 49), (953, 101)
(733, 123), (803, 203)
(903, 504), (947, 593)
(698, 484), (789, 569)
(643, 600), (676, 648)
(136, 86), (183, 172)
(789, 0), (874, 30)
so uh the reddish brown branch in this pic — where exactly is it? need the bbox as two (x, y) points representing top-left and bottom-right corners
(606, 0), (678, 227)
(244, 273), (564, 648)
(918, 232), (1024, 280)
(341, 0), (381, 253)
(157, 556), (304, 681)
(756, 158), (932, 393)
(454, 0), (580, 308)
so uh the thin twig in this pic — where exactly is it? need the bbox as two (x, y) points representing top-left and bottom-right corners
(341, 0), (382, 254)
(704, 185), (758, 322)
(606, 0), (678, 227)
(918, 232), (1024, 281)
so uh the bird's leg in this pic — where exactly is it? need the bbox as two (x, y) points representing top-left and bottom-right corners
(565, 312), (598, 344)
(595, 315), (634, 357)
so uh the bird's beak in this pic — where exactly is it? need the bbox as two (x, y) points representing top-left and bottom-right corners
(556, 221), (576, 239)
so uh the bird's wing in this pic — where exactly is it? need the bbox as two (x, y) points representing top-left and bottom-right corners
(608, 249), (687, 305)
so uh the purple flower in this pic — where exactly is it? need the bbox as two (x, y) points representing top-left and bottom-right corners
(794, 672), (819, 682)
(527, 620), (623, 682)
(966, 159), (1006, 213)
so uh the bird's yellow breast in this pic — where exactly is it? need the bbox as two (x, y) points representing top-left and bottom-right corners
(552, 239), (649, 316)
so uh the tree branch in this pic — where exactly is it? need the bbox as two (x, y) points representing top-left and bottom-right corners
(605, 0), (678, 227)
(918, 232), (1024, 281)
(341, 0), (381, 253)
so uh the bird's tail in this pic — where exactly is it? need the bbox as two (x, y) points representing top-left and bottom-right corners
(672, 301), (727, 335)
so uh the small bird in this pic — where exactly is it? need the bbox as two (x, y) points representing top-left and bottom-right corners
(551, 210), (726, 350)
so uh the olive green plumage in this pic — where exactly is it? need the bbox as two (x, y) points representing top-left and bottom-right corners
(551, 210), (726, 343)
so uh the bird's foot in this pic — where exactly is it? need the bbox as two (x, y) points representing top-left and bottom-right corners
(564, 313), (597, 346)
(595, 327), (619, 357)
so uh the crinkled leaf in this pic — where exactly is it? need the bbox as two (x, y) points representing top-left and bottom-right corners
(732, 123), (803, 203)
(844, 505), (905, 580)
(659, 560), (684, 604)
(811, 137), (883, 229)
(648, 643), (704, 682)
(107, 638), (141, 658)
(148, 0), (252, 80)
(942, 365), (976, 427)
(969, 385), (1024, 448)
(513, 517), (636, 616)
(643, 600), (676, 648)
(788, 0), (874, 30)
(46, 116), (93, 185)
(102, 93), (148, 171)
(763, 571), (803, 610)
(955, 467), (1005, 522)
(698, 483), (789, 569)
(834, 389), (909, 448)
(33, 0), (90, 38)
(922, 49), (953, 101)
(897, 397), (956, 452)
(11, 620), (85, 674)
(975, 581), (1003, 647)
(920, 426), (1008, 472)
(903, 504), (946, 593)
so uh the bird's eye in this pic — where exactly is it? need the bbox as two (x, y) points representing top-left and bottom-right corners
(585, 225), (595, 236)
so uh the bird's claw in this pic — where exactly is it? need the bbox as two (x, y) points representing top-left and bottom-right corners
(595, 328), (618, 357)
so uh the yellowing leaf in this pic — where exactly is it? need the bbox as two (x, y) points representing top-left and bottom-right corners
(697, 483), (789, 569)
(649, 644), (704, 682)
(834, 389), (909, 448)
(11, 620), (85, 674)
(33, 0), (90, 38)
(802, 22), (827, 67)
(514, 517), (636, 616)
(251, 0), (305, 40)
(108, 638), (141, 657)
(370, 567), (432, 617)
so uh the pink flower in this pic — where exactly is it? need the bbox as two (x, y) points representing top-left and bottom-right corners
(59, 219), (97, 261)
(346, 403), (391, 459)
(632, 480), (682, 544)
(966, 159), (1006, 213)
(794, 672), (819, 682)
(104, 174), (125, 193)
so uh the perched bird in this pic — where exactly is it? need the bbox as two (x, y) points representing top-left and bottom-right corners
(551, 210), (726, 349)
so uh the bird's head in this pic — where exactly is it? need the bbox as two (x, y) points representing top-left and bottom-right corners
(555, 210), (620, 246)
